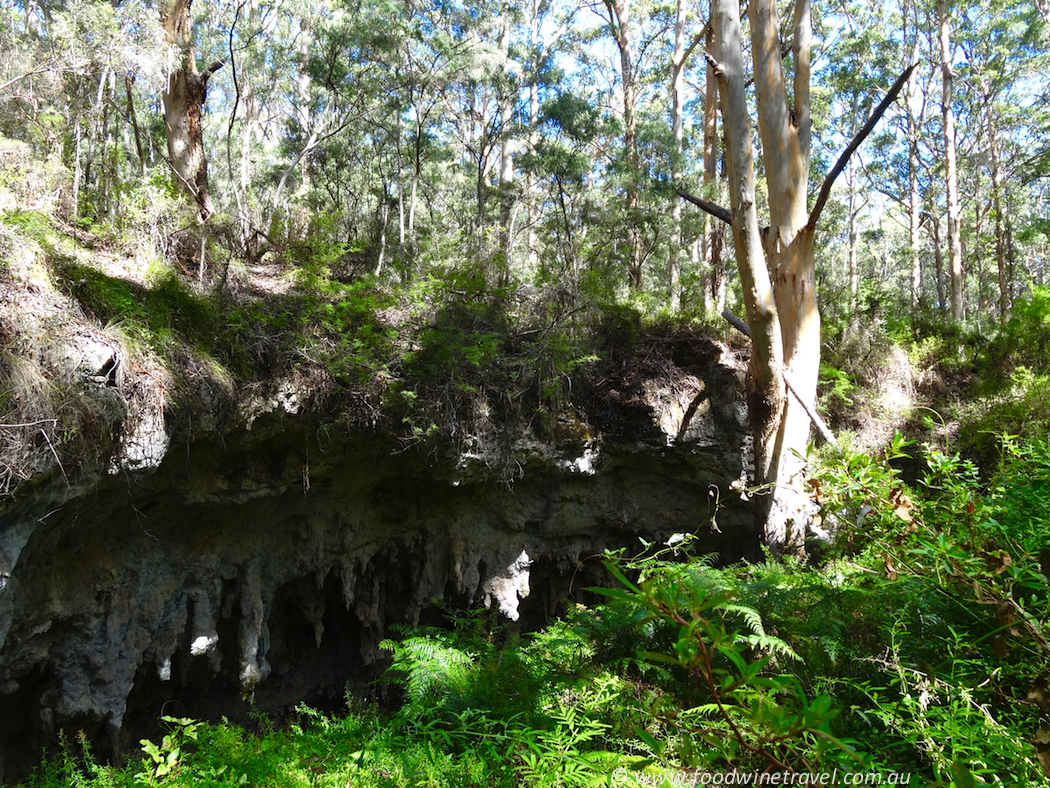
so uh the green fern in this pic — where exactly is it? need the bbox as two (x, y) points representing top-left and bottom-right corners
(720, 602), (766, 638)
(735, 633), (801, 662)
(380, 634), (475, 714)
(718, 603), (801, 662)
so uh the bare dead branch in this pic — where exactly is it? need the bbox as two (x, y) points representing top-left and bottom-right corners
(164, 156), (200, 197)
(807, 61), (918, 232)
(0, 66), (53, 95)
(201, 59), (226, 82)
(0, 419), (58, 429)
(722, 308), (751, 336)
(225, 2), (245, 186)
(676, 188), (732, 225)
(681, 27), (709, 68)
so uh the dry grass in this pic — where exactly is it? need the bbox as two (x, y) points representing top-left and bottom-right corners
(0, 350), (58, 490)
(821, 319), (921, 455)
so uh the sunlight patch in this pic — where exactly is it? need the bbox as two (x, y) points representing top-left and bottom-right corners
(481, 549), (532, 621)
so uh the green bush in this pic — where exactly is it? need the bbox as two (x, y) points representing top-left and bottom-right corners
(807, 435), (1050, 783)
(989, 287), (1050, 375)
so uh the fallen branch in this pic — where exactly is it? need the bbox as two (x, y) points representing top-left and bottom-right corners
(0, 419), (59, 429)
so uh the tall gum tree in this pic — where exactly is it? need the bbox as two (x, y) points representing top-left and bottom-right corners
(701, 24), (727, 313)
(601, 0), (643, 288)
(902, 0), (925, 314)
(160, 0), (224, 221)
(668, 0), (705, 312)
(681, 0), (914, 551)
(938, 0), (964, 320)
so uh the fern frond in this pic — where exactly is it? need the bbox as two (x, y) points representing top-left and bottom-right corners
(719, 603), (766, 638)
(735, 633), (801, 662)
(686, 703), (723, 717)
(385, 635), (476, 711)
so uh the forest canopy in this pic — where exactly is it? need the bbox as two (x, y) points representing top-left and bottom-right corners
(0, 0), (1049, 541)
(0, 0), (1045, 316)
(0, 0), (1046, 555)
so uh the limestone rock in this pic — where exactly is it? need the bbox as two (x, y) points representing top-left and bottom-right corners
(0, 332), (752, 784)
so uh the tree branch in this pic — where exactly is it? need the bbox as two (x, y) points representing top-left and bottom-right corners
(271, 108), (373, 210)
(680, 28), (708, 68)
(676, 187), (732, 226)
(202, 59), (226, 80)
(0, 66), (53, 95)
(225, 1), (247, 185)
(722, 310), (839, 448)
(164, 155), (200, 197)
(807, 61), (918, 232)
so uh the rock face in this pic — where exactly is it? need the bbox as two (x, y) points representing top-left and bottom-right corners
(0, 332), (754, 783)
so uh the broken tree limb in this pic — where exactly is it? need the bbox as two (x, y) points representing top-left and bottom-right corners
(676, 187), (732, 226)
(721, 309), (839, 448)
(722, 309), (750, 336)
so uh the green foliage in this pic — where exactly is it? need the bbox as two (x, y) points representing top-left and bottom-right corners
(1, 208), (54, 246)
(380, 629), (477, 715)
(375, 605), (659, 786)
(54, 262), (221, 355)
(0, 206), (73, 270)
(990, 287), (1050, 375)
(592, 549), (862, 774)
(398, 268), (510, 382)
(23, 730), (129, 788)
(805, 435), (1050, 783)
(956, 289), (1050, 456)
(809, 432), (919, 549)
(137, 717), (202, 787)
(960, 366), (1050, 462)
(819, 361), (858, 414)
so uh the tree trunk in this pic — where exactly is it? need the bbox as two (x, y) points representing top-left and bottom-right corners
(702, 25), (721, 312)
(987, 102), (1014, 322)
(526, 0), (541, 270)
(669, 0), (701, 312)
(498, 11), (516, 286)
(748, 0), (819, 550)
(409, 93), (429, 253)
(929, 211), (947, 315)
(604, 0), (643, 289)
(125, 75), (147, 177)
(709, 224), (725, 310)
(376, 194), (389, 278)
(907, 90), (922, 312)
(668, 0), (686, 312)
(396, 110), (407, 262)
(238, 85), (259, 238)
(901, 1), (923, 313)
(227, 0), (262, 246)
(691, 0), (912, 552)
(72, 108), (82, 222)
(938, 0), (963, 321)
(294, 12), (313, 201)
(709, 0), (785, 500)
(846, 155), (860, 311)
(161, 0), (222, 222)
